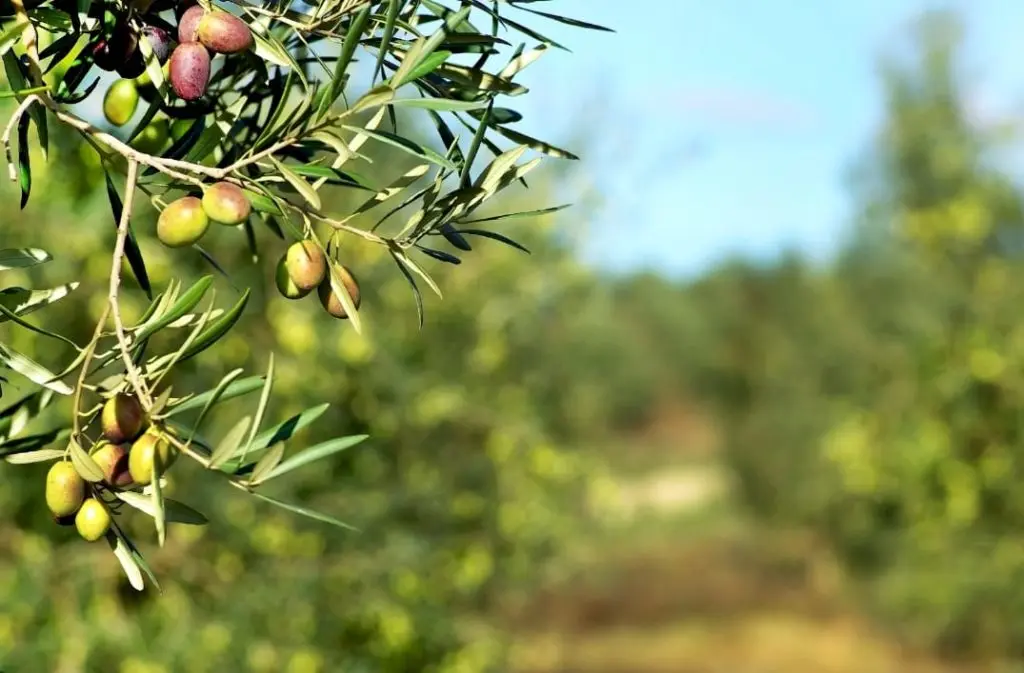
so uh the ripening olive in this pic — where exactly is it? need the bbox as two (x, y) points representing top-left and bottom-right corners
(157, 196), (209, 248)
(169, 42), (210, 101)
(317, 265), (361, 319)
(102, 79), (139, 127)
(178, 4), (205, 43)
(275, 256), (310, 300)
(90, 441), (133, 488)
(101, 393), (147, 443)
(201, 181), (251, 226)
(45, 461), (86, 518)
(128, 428), (176, 486)
(197, 11), (253, 54)
(75, 498), (111, 542)
(284, 241), (327, 293)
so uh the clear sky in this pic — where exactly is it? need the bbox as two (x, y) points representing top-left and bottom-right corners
(504, 0), (1024, 278)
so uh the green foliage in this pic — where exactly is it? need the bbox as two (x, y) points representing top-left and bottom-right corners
(691, 11), (1024, 658)
(0, 1), (623, 669)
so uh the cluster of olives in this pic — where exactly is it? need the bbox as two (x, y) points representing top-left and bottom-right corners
(99, 1), (253, 129)
(171, 3), (252, 101)
(157, 181), (251, 247)
(45, 394), (177, 542)
(275, 240), (362, 319)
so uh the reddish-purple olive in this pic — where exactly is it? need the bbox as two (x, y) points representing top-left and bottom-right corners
(168, 42), (210, 101)
(197, 11), (253, 54)
(177, 4), (205, 43)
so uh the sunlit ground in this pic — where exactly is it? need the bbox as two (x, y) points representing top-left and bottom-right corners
(501, 408), (1012, 673)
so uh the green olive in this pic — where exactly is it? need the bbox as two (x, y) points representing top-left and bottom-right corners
(45, 461), (86, 518)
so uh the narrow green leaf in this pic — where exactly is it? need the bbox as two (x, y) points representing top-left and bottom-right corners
(108, 534), (145, 591)
(248, 442), (284, 485)
(183, 368), (244, 438)
(250, 491), (357, 531)
(5, 447), (64, 464)
(239, 353), (274, 464)
(210, 415), (251, 469)
(0, 247), (49, 270)
(272, 158), (322, 210)
(165, 375), (265, 417)
(327, 4), (371, 106)
(17, 111), (30, 209)
(263, 434), (368, 482)
(135, 275), (214, 341)
(0, 282), (79, 320)
(0, 343), (72, 395)
(389, 97), (486, 111)
(115, 490), (208, 525)
(178, 289), (250, 362)
(68, 438), (104, 482)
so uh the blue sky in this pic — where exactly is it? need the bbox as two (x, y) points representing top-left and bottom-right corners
(505, 0), (1024, 278)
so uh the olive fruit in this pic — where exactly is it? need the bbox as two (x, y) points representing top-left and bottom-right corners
(45, 461), (86, 518)
(128, 428), (176, 486)
(53, 513), (76, 527)
(317, 266), (361, 319)
(201, 181), (251, 225)
(75, 499), (111, 542)
(169, 42), (210, 101)
(90, 441), (133, 488)
(275, 256), (310, 299)
(101, 393), (146, 443)
(178, 4), (205, 43)
(130, 118), (171, 155)
(102, 79), (139, 127)
(170, 118), (194, 141)
(142, 25), (173, 63)
(197, 11), (253, 54)
(284, 241), (327, 293)
(117, 49), (147, 80)
(157, 196), (209, 247)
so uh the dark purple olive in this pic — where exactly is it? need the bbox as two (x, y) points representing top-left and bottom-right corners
(142, 25), (173, 64)
(91, 39), (118, 71)
(169, 42), (210, 101)
(117, 49), (147, 79)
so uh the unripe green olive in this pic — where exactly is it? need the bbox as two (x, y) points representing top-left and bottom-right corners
(101, 393), (146, 444)
(128, 428), (176, 486)
(157, 196), (210, 248)
(45, 461), (86, 518)
(201, 181), (251, 226)
(130, 119), (171, 155)
(102, 78), (139, 127)
(75, 498), (111, 542)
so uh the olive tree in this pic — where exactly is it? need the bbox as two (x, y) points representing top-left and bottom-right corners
(0, 0), (606, 592)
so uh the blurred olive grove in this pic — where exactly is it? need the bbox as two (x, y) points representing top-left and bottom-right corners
(6, 6), (1024, 673)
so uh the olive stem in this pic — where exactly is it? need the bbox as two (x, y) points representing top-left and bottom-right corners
(109, 159), (155, 411)
(70, 304), (111, 440)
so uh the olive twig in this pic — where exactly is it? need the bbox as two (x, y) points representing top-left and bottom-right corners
(109, 158), (155, 410)
(71, 304), (111, 439)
